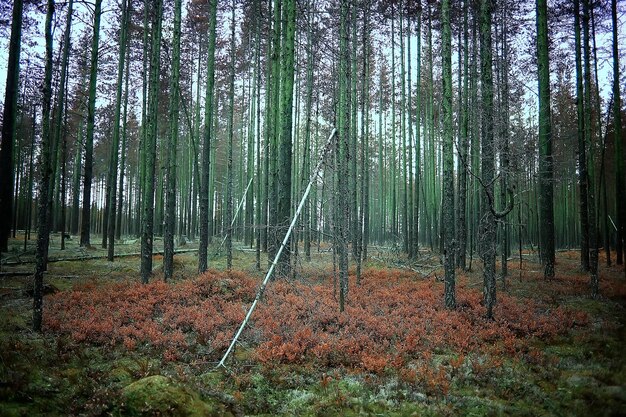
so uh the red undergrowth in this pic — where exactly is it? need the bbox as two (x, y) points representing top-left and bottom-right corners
(44, 268), (588, 372)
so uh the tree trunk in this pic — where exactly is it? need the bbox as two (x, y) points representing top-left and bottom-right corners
(0, 0), (23, 252)
(337, 0), (350, 311)
(276, 0), (297, 277)
(537, 0), (555, 279)
(164, 0), (181, 279)
(80, 0), (103, 248)
(107, 0), (130, 261)
(612, 0), (625, 269)
(226, 0), (236, 271)
(582, 0), (598, 296)
(140, 0), (163, 284)
(480, 0), (496, 319)
(198, 0), (218, 273)
(574, 0), (590, 272)
(442, 0), (456, 309)
(34, 0), (55, 332)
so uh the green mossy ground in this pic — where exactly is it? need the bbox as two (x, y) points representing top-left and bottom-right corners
(1, 240), (624, 416)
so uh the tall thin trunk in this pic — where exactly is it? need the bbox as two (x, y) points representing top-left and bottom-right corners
(80, 0), (103, 247)
(413, 8), (422, 257)
(302, 0), (314, 262)
(500, 1), (510, 284)
(480, 0), (496, 319)
(582, 0), (598, 296)
(140, 0), (163, 283)
(254, 0), (262, 270)
(226, 1), (236, 271)
(0, 0), (23, 252)
(34, 0), (55, 332)
(24, 106), (36, 250)
(164, 0), (181, 279)
(107, 0), (130, 261)
(442, 0), (455, 309)
(574, 0), (590, 271)
(457, 0), (469, 269)
(198, 0), (218, 273)
(361, 2), (371, 264)
(116, 40), (131, 240)
(612, 0), (625, 269)
(276, 0), (297, 277)
(338, 0), (350, 311)
(537, 0), (555, 279)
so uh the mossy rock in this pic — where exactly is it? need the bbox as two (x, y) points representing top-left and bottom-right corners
(118, 375), (232, 417)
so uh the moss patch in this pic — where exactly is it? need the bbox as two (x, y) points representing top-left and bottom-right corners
(117, 375), (232, 417)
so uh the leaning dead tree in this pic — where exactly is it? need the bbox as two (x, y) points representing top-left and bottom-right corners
(217, 128), (337, 368)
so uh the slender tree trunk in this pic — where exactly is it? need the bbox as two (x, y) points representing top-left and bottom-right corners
(457, 0), (469, 270)
(537, 0), (555, 279)
(612, 0), (625, 269)
(361, 2), (371, 264)
(107, 0), (130, 261)
(573, 0), (590, 272)
(254, 0), (262, 270)
(302, 0), (314, 263)
(34, 0), (55, 332)
(80, 0), (102, 247)
(0, 0), (23, 252)
(164, 0), (181, 279)
(24, 106), (36, 251)
(442, 0), (456, 309)
(116, 40), (131, 241)
(582, 0), (598, 296)
(276, 0), (296, 277)
(140, 0), (163, 283)
(198, 0), (218, 273)
(413, 9), (422, 258)
(338, 0), (350, 311)
(480, 0), (496, 319)
(226, 1), (236, 271)
(500, 2), (510, 285)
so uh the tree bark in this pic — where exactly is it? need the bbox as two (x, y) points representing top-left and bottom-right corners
(80, 0), (103, 248)
(34, 0), (55, 332)
(537, 0), (555, 279)
(140, 0), (163, 284)
(198, 0), (218, 273)
(442, 0), (456, 309)
(164, 0), (181, 279)
(0, 0), (23, 252)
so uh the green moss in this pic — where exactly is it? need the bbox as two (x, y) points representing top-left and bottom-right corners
(0, 402), (31, 417)
(117, 375), (232, 417)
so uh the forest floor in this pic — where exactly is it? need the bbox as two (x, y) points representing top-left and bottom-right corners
(0, 234), (625, 416)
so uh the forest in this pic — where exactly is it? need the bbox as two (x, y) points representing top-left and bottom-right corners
(0, 0), (625, 415)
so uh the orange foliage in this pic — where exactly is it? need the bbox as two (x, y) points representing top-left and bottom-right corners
(45, 268), (590, 373)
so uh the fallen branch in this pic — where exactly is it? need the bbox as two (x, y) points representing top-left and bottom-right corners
(217, 128), (337, 369)
(0, 248), (199, 266)
(0, 272), (32, 278)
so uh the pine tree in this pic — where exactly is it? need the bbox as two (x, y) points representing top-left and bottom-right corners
(140, 0), (164, 283)
(164, 0), (182, 279)
(480, 0), (496, 319)
(612, 0), (625, 269)
(537, 0), (555, 279)
(198, 0), (218, 273)
(34, 0), (55, 332)
(276, 0), (297, 277)
(107, 0), (130, 261)
(442, 0), (456, 309)
(80, 0), (103, 248)
(0, 0), (23, 252)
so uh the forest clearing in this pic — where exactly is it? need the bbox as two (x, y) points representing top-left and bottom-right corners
(1, 234), (625, 416)
(1, 0), (626, 415)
